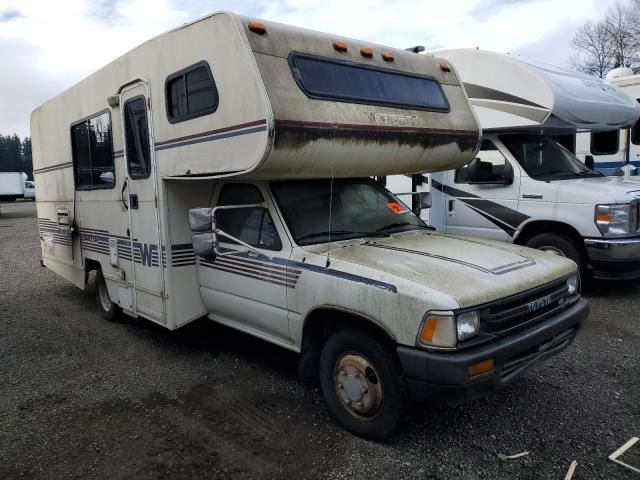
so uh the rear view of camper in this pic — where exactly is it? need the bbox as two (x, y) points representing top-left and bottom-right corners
(32, 13), (589, 439)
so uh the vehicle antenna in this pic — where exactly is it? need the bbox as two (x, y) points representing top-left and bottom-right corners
(326, 125), (337, 268)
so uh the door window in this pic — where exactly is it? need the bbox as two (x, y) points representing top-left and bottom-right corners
(455, 140), (508, 183)
(217, 184), (282, 251)
(123, 96), (151, 179)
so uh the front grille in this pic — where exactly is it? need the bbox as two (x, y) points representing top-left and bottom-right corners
(479, 279), (573, 335)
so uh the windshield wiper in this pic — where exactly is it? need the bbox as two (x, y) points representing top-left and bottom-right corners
(297, 230), (390, 242)
(376, 222), (433, 232)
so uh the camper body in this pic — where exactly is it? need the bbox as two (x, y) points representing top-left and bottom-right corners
(0, 172), (28, 201)
(575, 68), (640, 176)
(397, 49), (640, 280)
(32, 14), (587, 439)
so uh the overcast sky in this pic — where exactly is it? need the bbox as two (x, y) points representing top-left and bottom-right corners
(0, 0), (622, 138)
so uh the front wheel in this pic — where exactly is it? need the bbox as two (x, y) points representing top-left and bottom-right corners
(525, 232), (586, 273)
(318, 329), (408, 441)
(95, 271), (121, 321)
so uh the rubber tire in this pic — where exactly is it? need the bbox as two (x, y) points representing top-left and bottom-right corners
(95, 271), (121, 322)
(525, 232), (585, 273)
(319, 329), (409, 441)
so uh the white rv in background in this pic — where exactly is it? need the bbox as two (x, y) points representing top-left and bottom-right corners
(32, 14), (588, 439)
(575, 67), (640, 176)
(389, 50), (640, 280)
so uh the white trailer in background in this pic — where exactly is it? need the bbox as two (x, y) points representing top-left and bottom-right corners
(32, 14), (588, 439)
(388, 49), (640, 279)
(0, 172), (28, 201)
(575, 67), (640, 176)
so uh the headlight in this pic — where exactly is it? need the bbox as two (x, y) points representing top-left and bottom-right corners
(456, 311), (480, 341)
(566, 273), (580, 295)
(595, 204), (636, 237)
(418, 310), (480, 349)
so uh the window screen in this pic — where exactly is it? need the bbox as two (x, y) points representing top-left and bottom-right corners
(166, 61), (218, 123)
(289, 53), (449, 112)
(71, 111), (114, 190)
(590, 130), (619, 155)
(632, 100), (640, 145)
(217, 184), (282, 251)
(455, 140), (508, 183)
(123, 96), (151, 179)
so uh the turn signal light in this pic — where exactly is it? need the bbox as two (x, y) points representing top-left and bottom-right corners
(597, 213), (613, 223)
(420, 318), (437, 343)
(333, 41), (348, 52)
(382, 51), (394, 62)
(248, 21), (267, 34)
(360, 47), (373, 58)
(468, 358), (495, 377)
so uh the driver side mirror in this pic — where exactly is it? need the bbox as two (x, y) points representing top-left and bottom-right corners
(419, 191), (432, 209)
(467, 158), (514, 186)
(585, 155), (595, 170)
(188, 203), (272, 260)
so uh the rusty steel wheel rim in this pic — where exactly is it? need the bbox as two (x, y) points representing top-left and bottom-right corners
(334, 353), (384, 419)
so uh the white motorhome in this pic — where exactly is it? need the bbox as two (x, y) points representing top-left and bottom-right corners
(32, 14), (587, 439)
(575, 67), (640, 176)
(392, 49), (640, 280)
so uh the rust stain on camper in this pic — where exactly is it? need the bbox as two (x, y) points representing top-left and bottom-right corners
(273, 119), (479, 152)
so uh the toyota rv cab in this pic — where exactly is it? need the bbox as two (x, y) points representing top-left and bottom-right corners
(32, 13), (587, 440)
(392, 49), (640, 280)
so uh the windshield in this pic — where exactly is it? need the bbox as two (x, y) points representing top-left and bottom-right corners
(499, 134), (601, 180)
(271, 178), (428, 246)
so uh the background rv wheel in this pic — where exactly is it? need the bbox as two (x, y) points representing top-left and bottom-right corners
(319, 328), (408, 441)
(525, 232), (586, 275)
(95, 271), (121, 322)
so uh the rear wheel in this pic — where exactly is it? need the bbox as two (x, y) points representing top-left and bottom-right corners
(319, 328), (408, 441)
(95, 270), (121, 321)
(525, 232), (585, 273)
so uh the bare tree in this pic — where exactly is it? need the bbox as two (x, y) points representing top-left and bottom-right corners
(604, 1), (640, 68)
(571, 20), (615, 78)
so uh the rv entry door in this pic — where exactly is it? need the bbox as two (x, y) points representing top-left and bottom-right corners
(120, 82), (166, 323)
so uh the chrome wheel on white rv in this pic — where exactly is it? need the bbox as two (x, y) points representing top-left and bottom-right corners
(95, 271), (121, 322)
(319, 328), (408, 441)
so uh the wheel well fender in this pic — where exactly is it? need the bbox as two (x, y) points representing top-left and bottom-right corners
(514, 220), (585, 249)
(298, 307), (395, 382)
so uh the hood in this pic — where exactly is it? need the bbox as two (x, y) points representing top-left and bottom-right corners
(551, 176), (640, 204)
(319, 231), (577, 308)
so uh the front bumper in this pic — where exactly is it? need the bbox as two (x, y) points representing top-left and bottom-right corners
(584, 237), (640, 280)
(396, 298), (589, 405)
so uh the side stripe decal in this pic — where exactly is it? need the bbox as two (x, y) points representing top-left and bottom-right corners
(431, 179), (530, 237)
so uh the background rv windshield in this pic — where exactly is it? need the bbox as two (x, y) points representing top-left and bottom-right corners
(271, 179), (427, 246)
(499, 134), (601, 180)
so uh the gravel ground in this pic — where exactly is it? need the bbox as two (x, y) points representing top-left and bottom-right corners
(0, 200), (638, 480)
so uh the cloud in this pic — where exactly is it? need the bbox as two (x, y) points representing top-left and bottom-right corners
(0, 7), (20, 22)
(0, 0), (623, 137)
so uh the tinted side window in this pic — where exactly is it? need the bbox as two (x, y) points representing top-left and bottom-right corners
(289, 53), (449, 112)
(71, 111), (114, 190)
(632, 100), (640, 145)
(591, 130), (619, 155)
(123, 97), (151, 179)
(217, 184), (282, 251)
(166, 62), (218, 123)
(455, 140), (507, 183)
